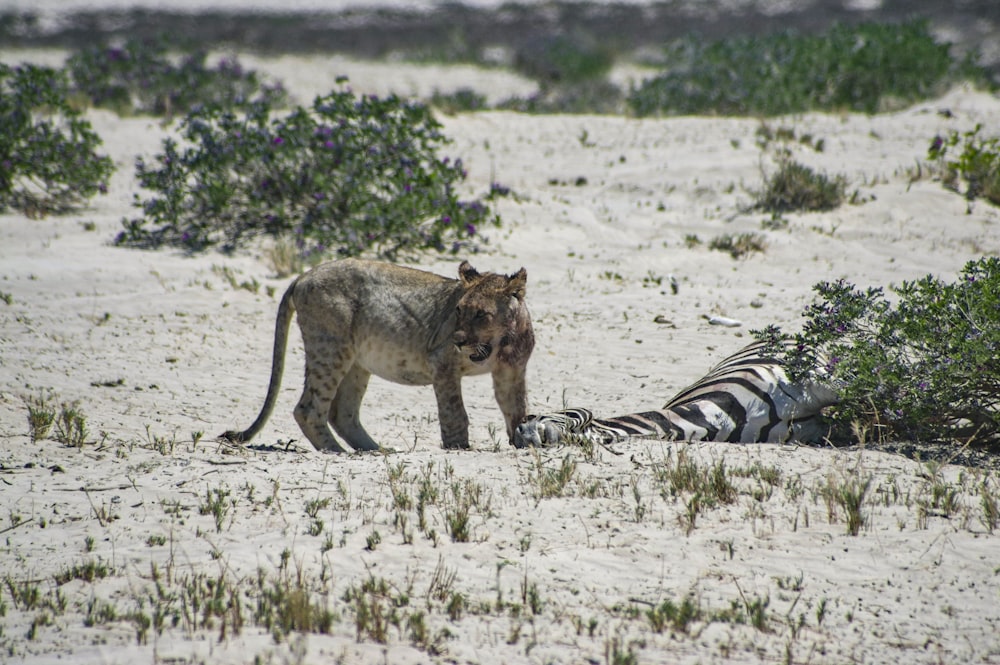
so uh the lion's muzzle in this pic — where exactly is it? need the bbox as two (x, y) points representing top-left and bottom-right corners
(456, 341), (493, 363)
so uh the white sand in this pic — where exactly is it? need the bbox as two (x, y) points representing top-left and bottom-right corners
(2, 50), (1000, 664)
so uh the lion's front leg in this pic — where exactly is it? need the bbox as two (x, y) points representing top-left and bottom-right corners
(432, 367), (470, 450)
(492, 364), (528, 444)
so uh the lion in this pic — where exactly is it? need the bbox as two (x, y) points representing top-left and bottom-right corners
(222, 259), (534, 452)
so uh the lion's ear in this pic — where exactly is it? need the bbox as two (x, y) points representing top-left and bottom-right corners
(458, 261), (480, 286)
(507, 267), (527, 299)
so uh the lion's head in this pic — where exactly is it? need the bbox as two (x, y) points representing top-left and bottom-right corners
(452, 261), (534, 366)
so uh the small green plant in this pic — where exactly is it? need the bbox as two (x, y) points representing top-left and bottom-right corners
(831, 473), (873, 536)
(980, 479), (1000, 533)
(54, 403), (88, 447)
(264, 237), (307, 278)
(929, 124), (1000, 207)
(709, 232), (767, 259)
(142, 425), (177, 456)
(146, 534), (167, 547)
(652, 448), (738, 507)
(529, 452), (578, 500)
(117, 84), (501, 259)
(343, 576), (407, 644)
(444, 480), (485, 543)
(84, 597), (119, 627)
(171, 570), (244, 640)
(406, 610), (449, 655)
(606, 634), (639, 665)
(65, 37), (287, 117)
(253, 568), (335, 641)
(755, 257), (1000, 446)
(198, 486), (233, 533)
(5, 577), (41, 610)
(54, 558), (111, 585)
(0, 64), (114, 217)
(211, 265), (260, 293)
(416, 462), (440, 535)
(647, 594), (701, 634)
(25, 393), (56, 442)
(304, 496), (330, 537)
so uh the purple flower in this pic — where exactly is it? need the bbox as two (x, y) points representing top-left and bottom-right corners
(465, 223), (476, 236)
(272, 137), (284, 145)
(313, 192), (325, 201)
(442, 215), (451, 224)
(324, 140), (335, 149)
(490, 182), (511, 196)
(930, 136), (943, 152)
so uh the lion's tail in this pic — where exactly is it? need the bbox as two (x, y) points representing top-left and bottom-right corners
(221, 280), (296, 444)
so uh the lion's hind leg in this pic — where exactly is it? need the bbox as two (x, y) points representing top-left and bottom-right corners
(293, 335), (352, 453)
(329, 363), (380, 452)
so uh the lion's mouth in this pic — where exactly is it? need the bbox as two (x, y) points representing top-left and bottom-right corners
(467, 343), (493, 363)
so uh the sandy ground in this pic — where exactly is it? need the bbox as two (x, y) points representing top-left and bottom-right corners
(2, 48), (1000, 664)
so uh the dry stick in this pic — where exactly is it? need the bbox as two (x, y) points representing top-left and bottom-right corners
(0, 519), (31, 536)
(83, 488), (113, 527)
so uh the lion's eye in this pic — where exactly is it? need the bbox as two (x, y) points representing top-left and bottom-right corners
(476, 310), (489, 320)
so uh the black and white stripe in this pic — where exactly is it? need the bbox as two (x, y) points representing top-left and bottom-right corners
(514, 341), (838, 447)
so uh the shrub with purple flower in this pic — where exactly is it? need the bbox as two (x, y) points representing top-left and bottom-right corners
(117, 83), (501, 257)
(65, 37), (287, 117)
(755, 257), (1000, 446)
(928, 125), (1000, 208)
(0, 64), (114, 217)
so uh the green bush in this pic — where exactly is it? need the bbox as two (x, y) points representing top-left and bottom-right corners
(497, 80), (624, 115)
(755, 257), (1000, 446)
(429, 88), (489, 114)
(504, 34), (621, 115)
(65, 38), (288, 116)
(630, 20), (991, 117)
(929, 124), (1000, 207)
(753, 155), (847, 212)
(0, 64), (114, 217)
(117, 86), (502, 257)
(514, 34), (613, 89)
